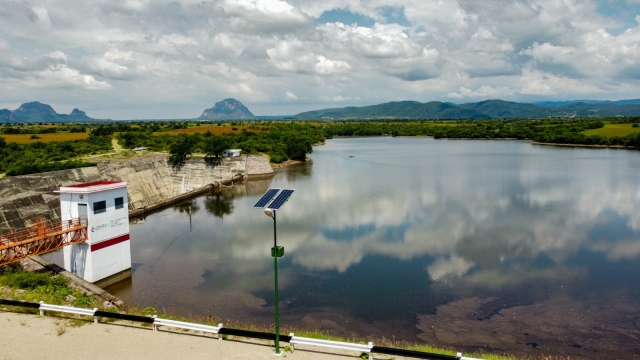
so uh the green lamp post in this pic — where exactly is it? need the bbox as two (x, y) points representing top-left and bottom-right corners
(254, 189), (294, 355)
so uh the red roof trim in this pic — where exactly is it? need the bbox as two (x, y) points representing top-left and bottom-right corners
(66, 181), (121, 188)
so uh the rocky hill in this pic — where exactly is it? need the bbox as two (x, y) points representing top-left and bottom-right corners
(293, 99), (640, 120)
(198, 98), (255, 120)
(0, 101), (92, 123)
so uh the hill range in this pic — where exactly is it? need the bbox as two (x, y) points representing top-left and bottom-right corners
(2, 98), (640, 123)
(0, 101), (93, 123)
(293, 99), (640, 120)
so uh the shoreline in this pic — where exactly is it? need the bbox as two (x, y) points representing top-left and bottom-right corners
(271, 158), (313, 168)
(530, 141), (636, 149)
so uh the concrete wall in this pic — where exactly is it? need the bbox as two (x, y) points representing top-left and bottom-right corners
(0, 155), (273, 234)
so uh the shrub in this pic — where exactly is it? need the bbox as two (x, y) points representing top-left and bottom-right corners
(5, 272), (51, 289)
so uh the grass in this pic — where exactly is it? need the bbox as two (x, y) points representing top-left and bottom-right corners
(56, 323), (66, 335)
(583, 123), (640, 137)
(0, 133), (89, 144)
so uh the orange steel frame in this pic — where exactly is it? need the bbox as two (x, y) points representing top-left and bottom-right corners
(0, 218), (88, 266)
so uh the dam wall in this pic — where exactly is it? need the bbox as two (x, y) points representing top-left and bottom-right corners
(0, 155), (273, 234)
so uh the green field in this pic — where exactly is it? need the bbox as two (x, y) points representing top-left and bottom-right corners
(583, 123), (640, 137)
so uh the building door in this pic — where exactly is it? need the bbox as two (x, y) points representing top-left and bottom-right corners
(73, 203), (89, 277)
(78, 204), (88, 225)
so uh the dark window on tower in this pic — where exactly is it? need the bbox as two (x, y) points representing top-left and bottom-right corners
(115, 197), (124, 210)
(93, 200), (106, 214)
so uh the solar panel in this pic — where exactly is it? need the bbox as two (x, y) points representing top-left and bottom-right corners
(266, 189), (294, 210)
(253, 188), (281, 208)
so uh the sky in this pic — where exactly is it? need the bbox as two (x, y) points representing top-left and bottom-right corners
(0, 0), (639, 119)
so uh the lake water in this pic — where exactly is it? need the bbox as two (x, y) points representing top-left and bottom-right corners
(104, 138), (640, 358)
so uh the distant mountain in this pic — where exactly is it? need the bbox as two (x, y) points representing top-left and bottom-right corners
(458, 100), (552, 118)
(294, 99), (640, 120)
(534, 99), (640, 107)
(0, 109), (16, 122)
(198, 98), (255, 120)
(0, 101), (94, 123)
(70, 108), (88, 118)
(295, 101), (490, 120)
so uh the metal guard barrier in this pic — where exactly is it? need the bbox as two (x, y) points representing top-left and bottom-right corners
(0, 299), (481, 360)
(289, 333), (373, 354)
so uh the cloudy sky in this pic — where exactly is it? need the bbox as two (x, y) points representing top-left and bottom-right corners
(1, 0), (639, 119)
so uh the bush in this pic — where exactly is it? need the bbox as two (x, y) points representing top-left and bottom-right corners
(4, 272), (51, 289)
(269, 152), (287, 163)
(73, 296), (93, 307)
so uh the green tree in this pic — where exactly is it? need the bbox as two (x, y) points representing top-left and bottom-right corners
(91, 125), (114, 137)
(286, 141), (308, 161)
(203, 135), (231, 158)
(168, 134), (195, 169)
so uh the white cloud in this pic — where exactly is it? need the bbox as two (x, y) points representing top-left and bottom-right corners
(33, 65), (111, 90)
(449, 85), (515, 98)
(31, 6), (51, 27)
(285, 91), (298, 100)
(0, 0), (640, 117)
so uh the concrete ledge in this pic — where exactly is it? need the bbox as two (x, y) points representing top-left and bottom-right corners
(94, 268), (132, 288)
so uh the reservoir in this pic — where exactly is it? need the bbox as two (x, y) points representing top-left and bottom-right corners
(107, 137), (640, 358)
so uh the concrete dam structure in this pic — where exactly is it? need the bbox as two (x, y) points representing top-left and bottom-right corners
(0, 155), (274, 235)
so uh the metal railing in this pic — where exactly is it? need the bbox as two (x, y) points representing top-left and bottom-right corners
(0, 299), (483, 360)
(0, 218), (87, 266)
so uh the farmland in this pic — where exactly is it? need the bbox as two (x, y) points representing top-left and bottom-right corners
(0, 133), (89, 144)
(583, 123), (640, 137)
(157, 125), (269, 136)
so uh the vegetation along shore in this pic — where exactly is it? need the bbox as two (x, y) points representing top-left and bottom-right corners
(1, 117), (639, 177)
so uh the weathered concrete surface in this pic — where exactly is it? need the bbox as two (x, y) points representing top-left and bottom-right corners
(0, 167), (102, 234)
(0, 155), (273, 234)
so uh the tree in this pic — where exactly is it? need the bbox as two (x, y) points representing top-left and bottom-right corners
(168, 134), (195, 169)
(0, 137), (5, 148)
(91, 125), (114, 137)
(204, 135), (231, 158)
(286, 140), (308, 161)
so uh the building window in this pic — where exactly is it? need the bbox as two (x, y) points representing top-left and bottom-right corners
(115, 197), (124, 210)
(93, 200), (106, 214)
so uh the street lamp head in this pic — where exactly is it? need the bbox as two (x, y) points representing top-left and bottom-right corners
(264, 208), (274, 218)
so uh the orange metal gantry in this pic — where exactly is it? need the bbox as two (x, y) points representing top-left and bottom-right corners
(0, 218), (88, 266)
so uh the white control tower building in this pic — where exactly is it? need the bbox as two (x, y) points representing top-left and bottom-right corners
(56, 181), (132, 287)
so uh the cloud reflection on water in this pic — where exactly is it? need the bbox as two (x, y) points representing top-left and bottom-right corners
(124, 138), (640, 323)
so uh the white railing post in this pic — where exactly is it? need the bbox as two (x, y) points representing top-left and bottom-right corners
(152, 315), (157, 331)
(39, 301), (45, 316)
(457, 352), (462, 359)
(218, 323), (223, 340)
(93, 308), (99, 323)
(368, 342), (373, 359)
(288, 333), (294, 350)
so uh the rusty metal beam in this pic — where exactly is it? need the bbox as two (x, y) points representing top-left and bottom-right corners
(0, 218), (88, 266)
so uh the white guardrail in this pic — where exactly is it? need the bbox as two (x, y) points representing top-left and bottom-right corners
(39, 301), (99, 323)
(289, 333), (373, 356)
(32, 301), (484, 360)
(152, 315), (223, 339)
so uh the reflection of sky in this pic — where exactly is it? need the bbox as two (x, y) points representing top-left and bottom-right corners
(119, 138), (640, 325)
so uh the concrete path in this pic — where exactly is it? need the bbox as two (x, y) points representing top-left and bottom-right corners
(0, 311), (393, 360)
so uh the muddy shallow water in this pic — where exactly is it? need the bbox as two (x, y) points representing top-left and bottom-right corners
(91, 138), (640, 358)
